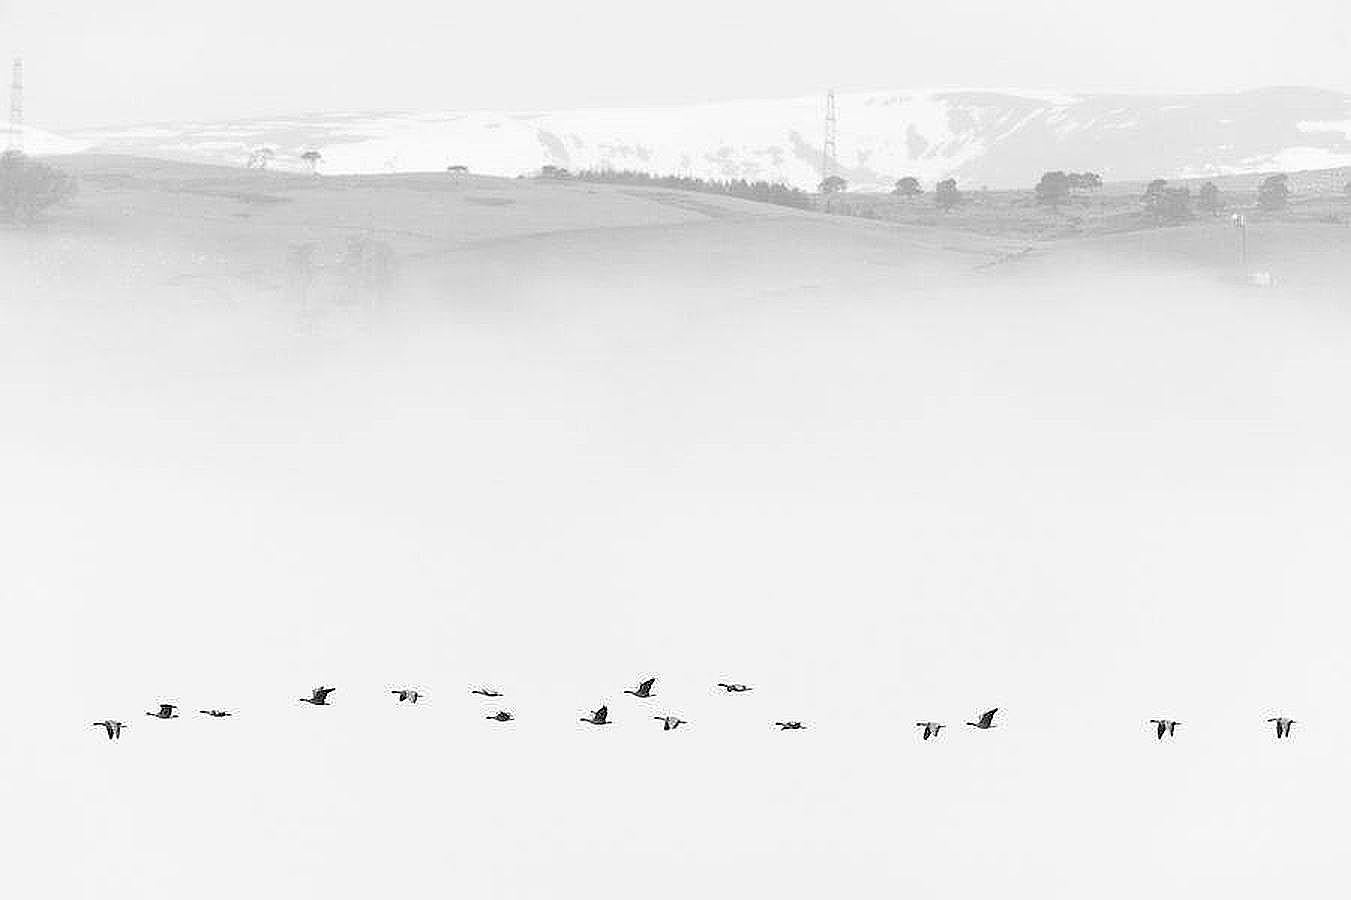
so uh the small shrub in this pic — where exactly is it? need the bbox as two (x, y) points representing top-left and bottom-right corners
(893, 176), (922, 197)
(1197, 181), (1223, 215)
(934, 178), (961, 212)
(1141, 179), (1192, 222)
(819, 174), (848, 194)
(1035, 171), (1072, 207)
(1257, 173), (1289, 211)
(0, 151), (78, 224)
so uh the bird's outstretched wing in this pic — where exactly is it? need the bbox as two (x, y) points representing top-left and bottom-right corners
(980, 708), (998, 727)
(639, 678), (656, 694)
(314, 687), (335, 701)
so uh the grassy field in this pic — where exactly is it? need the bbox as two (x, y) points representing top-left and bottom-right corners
(8, 155), (1350, 307)
(827, 166), (1351, 241)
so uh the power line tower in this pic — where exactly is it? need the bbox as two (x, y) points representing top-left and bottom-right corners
(7, 58), (23, 154)
(821, 88), (837, 186)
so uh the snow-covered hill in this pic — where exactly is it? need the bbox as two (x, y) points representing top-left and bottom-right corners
(62, 87), (1351, 190)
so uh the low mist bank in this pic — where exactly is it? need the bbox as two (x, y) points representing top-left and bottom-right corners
(4, 222), (1349, 897)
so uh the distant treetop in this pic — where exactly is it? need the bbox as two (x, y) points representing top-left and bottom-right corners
(893, 176), (922, 197)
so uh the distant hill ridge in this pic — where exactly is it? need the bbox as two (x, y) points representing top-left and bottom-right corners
(51, 87), (1351, 190)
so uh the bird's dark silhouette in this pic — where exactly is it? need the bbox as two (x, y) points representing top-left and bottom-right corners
(471, 687), (503, 698)
(92, 720), (126, 740)
(581, 705), (611, 725)
(487, 711), (514, 722)
(146, 704), (178, 720)
(654, 715), (687, 731)
(300, 686), (335, 705)
(1150, 719), (1180, 740)
(625, 678), (657, 699)
(775, 721), (806, 730)
(391, 689), (422, 704)
(916, 722), (945, 740)
(966, 708), (999, 729)
(198, 709), (232, 718)
(717, 683), (752, 693)
(1267, 717), (1295, 739)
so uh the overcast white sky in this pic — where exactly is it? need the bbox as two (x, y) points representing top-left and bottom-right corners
(2, 0), (1350, 128)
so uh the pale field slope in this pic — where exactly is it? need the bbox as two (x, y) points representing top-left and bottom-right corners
(2, 158), (1350, 899)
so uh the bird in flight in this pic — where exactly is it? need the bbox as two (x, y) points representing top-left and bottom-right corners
(1150, 719), (1180, 740)
(1267, 717), (1295, 739)
(486, 711), (514, 722)
(470, 687), (503, 698)
(391, 689), (422, 704)
(916, 722), (945, 740)
(717, 683), (752, 693)
(966, 708), (999, 730)
(654, 715), (687, 731)
(624, 677), (657, 699)
(581, 705), (611, 726)
(300, 686), (335, 706)
(775, 721), (806, 731)
(146, 704), (179, 720)
(198, 709), (233, 718)
(92, 720), (127, 740)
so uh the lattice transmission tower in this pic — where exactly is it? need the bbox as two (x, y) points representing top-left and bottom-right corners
(821, 88), (838, 185)
(7, 58), (22, 153)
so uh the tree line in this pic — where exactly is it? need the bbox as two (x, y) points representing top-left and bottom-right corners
(543, 166), (815, 210)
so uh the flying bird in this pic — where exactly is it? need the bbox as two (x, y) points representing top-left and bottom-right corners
(391, 689), (422, 704)
(581, 706), (611, 725)
(916, 722), (945, 740)
(198, 709), (233, 718)
(624, 677), (657, 699)
(1149, 719), (1180, 740)
(470, 687), (503, 698)
(299, 686), (335, 706)
(717, 683), (752, 693)
(966, 708), (999, 730)
(654, 715), (687, 731)
(1267, 717), (1295, 739)
(775, 721), (806, 730)
(92, 720), (127, 740)
(486, 711), (514, 722)
(146, 704), (179, 719)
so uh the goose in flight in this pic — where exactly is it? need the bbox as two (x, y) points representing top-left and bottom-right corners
(581, 705), (611, 726)
(146, 703), (179, 720)
(775, 721), (806, 730)
(1149, 719), (1180, 740)
(624, 677), (657, 699)
(486, 711), (514, 722)
(717, 683), (752, 693)
(1267, 717), (1295, 739)
(654, 715), (687, 731)
(198, 709), (233, 718)
(470, 687), (503, 698)
(966, 708), (999, 730)
(299, 686), (335, 706)
(92, 720), (127, 740)
(916, 722), (945, 740)
(391, 689), (422, 704)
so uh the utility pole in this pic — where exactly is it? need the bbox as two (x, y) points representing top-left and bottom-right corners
(1232, 212), (1247, 269)
(7, 58), (22, 154)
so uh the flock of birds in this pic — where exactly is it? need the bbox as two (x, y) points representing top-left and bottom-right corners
(89, 678), (1300, 743)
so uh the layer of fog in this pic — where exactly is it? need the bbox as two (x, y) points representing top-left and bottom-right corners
(3, 253), (1348, 898)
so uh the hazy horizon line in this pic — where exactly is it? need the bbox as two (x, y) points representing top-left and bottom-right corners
(48, 83), (1351, 134)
